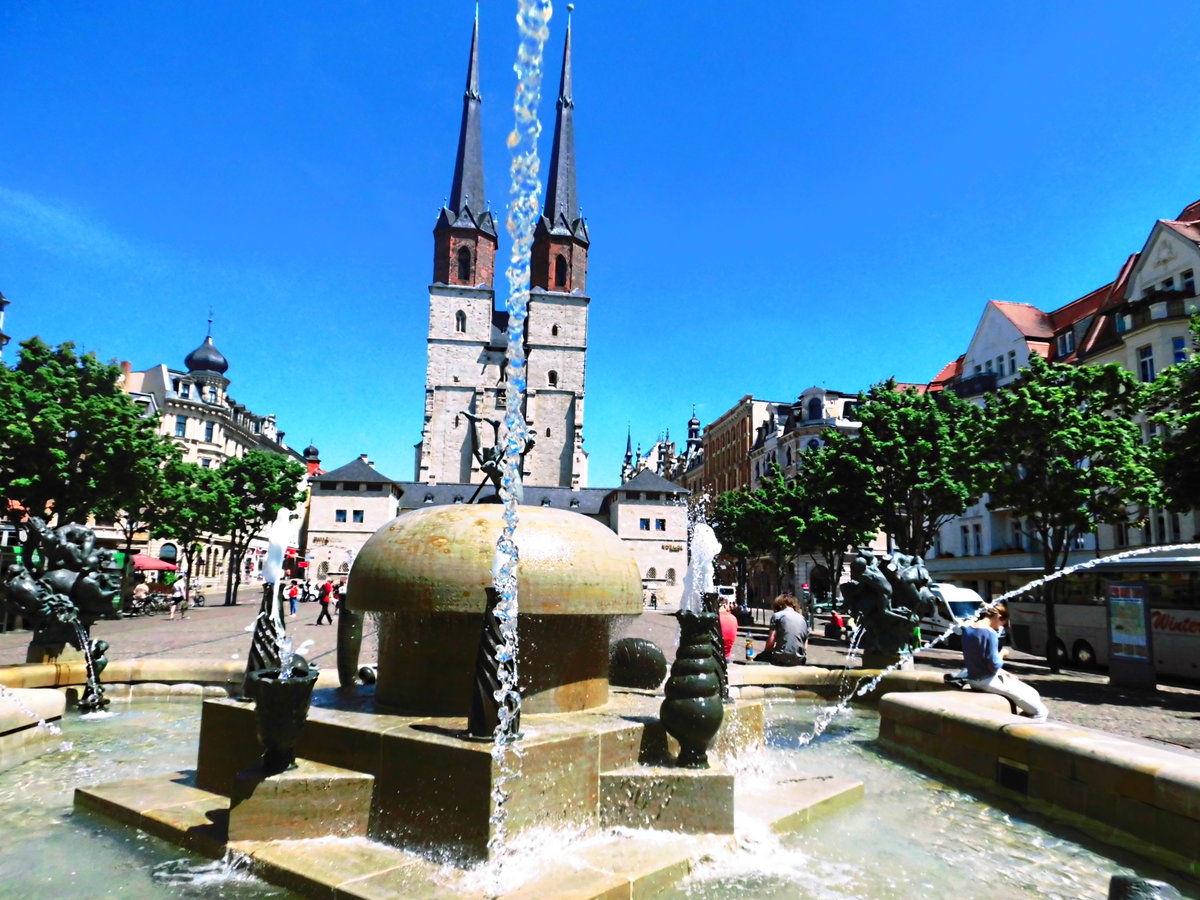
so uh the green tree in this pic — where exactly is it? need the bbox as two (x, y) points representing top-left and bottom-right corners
(789, 443), (879, 605)
(823, 381), (986, 557)
(211, 450), (306, 605)
(0, 337), (179, 531)
(150, 460), (226, 601)
(712, 481), (779, 603)
(981, 355), (1158, 669)
(1150, 314), (1200, 511)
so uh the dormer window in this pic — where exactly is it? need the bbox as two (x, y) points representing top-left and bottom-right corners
(208, 386), (217, 403)
(806, 397), (823, 421)
(456, 247), (472, 283)
(455, 310), (467, 333)
(1184, 270), (1196, 295)
(1056, 331), (1075, 357)
(554, 254), (568, 288)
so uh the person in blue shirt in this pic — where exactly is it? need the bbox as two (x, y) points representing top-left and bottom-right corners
(961, 603), (1048, 721)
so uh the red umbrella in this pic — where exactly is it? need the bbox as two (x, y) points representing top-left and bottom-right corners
(131, 554), (178, 572)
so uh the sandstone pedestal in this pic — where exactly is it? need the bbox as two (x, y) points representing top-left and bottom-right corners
(228, 759), (373, 841)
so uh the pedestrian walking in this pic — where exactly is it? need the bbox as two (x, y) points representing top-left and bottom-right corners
(287, 580), (300, 617)
(316, 578), (334, 625)
(168, 579), (187, 620)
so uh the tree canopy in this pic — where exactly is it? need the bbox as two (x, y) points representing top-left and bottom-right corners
(1150, 314), (1200, 512)
(0, 338), (179, 530)
(211, 450), (307, 604)
(981, 355), (1158, 576)
(150, 460), (227, 597)
(822, 381), (986, 557)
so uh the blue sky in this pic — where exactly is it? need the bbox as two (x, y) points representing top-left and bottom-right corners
(4, 1), (1200, 488)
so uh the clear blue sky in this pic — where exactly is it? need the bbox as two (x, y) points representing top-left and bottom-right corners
(4, 1), (1200, 488)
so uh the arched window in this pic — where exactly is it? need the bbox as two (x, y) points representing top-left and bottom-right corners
(666, 568), (676, 585)
(647, 567), (657, 580)
(807, 438), (820, 451)
(551, 324), (560, 337)
(545, 427), (551, 437)
(455, 310), (467, 333)
(806, 397), (823, 421)
(548, 370), (558, 387)
(456, 247), (472, 282)
(554, 254), (568, 287)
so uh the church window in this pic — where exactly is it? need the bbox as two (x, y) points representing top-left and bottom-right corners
(455, 310), (467, 333)
(456, 247), (472, 282)
(554, 254), (568, 287)
(806, 397), (823, 421)
(551, 324), (560, 336)
(548, 370), (558, 387)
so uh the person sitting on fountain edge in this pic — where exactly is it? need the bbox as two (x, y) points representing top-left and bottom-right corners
(753, 595), (809, 666)
(961, 603), (1048, 721)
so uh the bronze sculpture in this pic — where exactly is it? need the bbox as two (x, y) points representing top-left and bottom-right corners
(839, 548), (936, 656)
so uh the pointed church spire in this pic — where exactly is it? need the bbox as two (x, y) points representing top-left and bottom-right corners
(433, 11), (497, 286)
(543, 11), (579, 231)
(530, 9), (589, 292)
(447, 9), (492, 232)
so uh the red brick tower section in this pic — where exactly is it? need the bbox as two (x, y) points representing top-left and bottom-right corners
(432, 10), (497, 288)
(530, 15), (589, 291)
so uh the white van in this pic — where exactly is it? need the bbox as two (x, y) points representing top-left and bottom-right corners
(920, 583), (986, 649)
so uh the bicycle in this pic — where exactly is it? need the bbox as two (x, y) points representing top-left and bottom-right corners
(188, 579), (206, 607)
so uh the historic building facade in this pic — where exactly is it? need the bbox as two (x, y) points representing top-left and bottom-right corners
(416, 15), (589, 491)
(304, 455), (404, 584)
(927, 198), (1200, 597)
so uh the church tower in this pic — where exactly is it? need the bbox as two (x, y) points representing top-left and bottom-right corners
(417, 11), (505, 484)
(524, 14), (590, 488)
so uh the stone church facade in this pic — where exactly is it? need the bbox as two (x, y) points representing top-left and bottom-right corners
(416, 14), (589, 491)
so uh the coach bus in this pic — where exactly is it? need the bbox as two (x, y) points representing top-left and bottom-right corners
(1006, 555), (1200, 682)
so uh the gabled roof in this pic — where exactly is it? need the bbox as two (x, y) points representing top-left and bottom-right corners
(311, 457), (399, 485)
(1176, 199), (1200, 221)
(991, 300), (1053, 339)
(1049, 282), (1109, 331)
(928, 356), (963, 391)
(614, 469), (688, 495)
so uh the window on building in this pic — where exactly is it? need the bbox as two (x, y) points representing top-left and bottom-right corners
(545, 427), (551, 437)
(548, 370), (558, 387)
(1171, 512), (1182, 541)
(647, 567), (657, 580)
(335, 510), (347, 523)
(208, 386), (218, 403)
(1056, 331), (1075, 357)
(456, 247), (472, 282)
(455, 310), (467, 333)
(1011, 519), (1023, 551)
(785, 447), (792, 467)
(807, 439), (820, 451)
(1161, 277), (1175, 291)
(646, 492), (660, 500)
(554, 254), (568, 287)
(1137, 345), (1155, 382)
(985, 359), (993, 373)
(200, 459), (211, 468)
(180, 382), (191, 399)
(204, 422), (214, 442)
(806, 397), (823, 421)
(343, 482), (359, 491)
(1173, 336), (1188, 364)
(960, 526), (970, 556)
(352, 510), (364, 524)
(174, 415), (187, 437)
(1114, 521), (1128, 547)
(1008, 350), (1017, 374)
(1183, 269), (1195, 295)
(995, 356), (1003, 372)
(972, 524), (982, 556)
(655, 518), (666, 531)
(639, 518), (650, 531)
(974, 365), (982, 374)
(551, 324), (560, 337)
(666, 568), (676, 585)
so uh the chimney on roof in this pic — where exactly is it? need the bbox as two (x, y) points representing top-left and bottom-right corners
(121, 361), (132, 374)
(359, 454), (374, 468)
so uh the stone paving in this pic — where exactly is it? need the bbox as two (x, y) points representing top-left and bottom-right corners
(2, 594), (1197, 754)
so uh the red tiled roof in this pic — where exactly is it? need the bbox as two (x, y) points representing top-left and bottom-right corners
(991, 300), (1053, 339)
(1162, 220), (1200, 245)
(1048, 281), (1110, 330)
(927, 356), (962, 392)
(1175, 199), (1200, 222)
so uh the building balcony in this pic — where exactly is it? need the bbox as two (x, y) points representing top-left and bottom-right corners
(951, 371), (998, 399)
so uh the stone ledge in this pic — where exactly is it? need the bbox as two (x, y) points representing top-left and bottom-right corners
(878, 690), (1200, 879)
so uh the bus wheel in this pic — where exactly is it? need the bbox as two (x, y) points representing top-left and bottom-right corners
(1072, 640), (1097, 668)
(1053, 639), (1068, 663)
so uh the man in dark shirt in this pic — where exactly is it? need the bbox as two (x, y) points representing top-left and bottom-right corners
(961, 604), (1048, 720)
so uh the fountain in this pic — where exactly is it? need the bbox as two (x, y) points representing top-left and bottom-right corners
(1, 3), (1195, 897)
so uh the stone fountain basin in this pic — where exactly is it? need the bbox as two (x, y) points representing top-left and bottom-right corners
(349, 504), (643, 715)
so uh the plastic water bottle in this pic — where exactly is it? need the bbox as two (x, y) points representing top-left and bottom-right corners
(745, 639), (755, 661)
